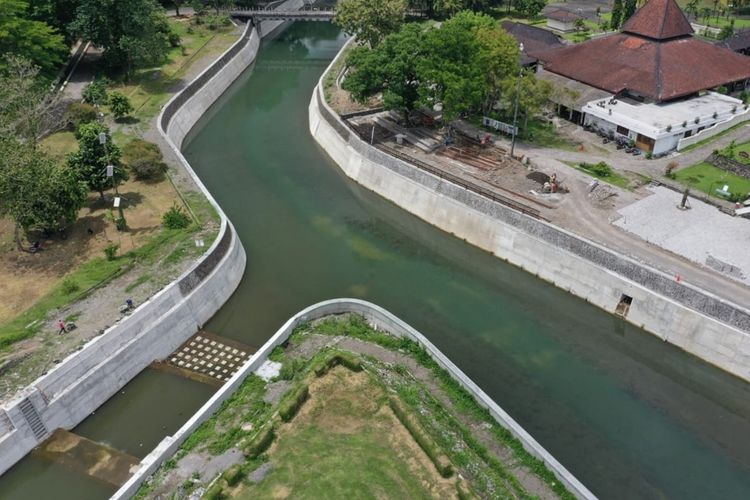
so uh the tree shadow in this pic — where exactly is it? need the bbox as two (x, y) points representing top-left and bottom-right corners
(115, 116), (140, 125)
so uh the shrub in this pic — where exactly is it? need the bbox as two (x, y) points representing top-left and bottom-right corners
(279, 357), (306, 380)
(109, 92), (133, 120)
(580, 161), (613, 177)
(222, 464), (244, 486)
(104, 242), (119, 261)
(61, 278), (80, 295)
(162, 204), (192, 229)
(389, 397), (453, 478)
(168, 30), (182, 47)
(123, 139), (167, 180)
(741, 90), (748, 104)
(279, 384), (309, 422)
(244, 425), (275, 458)
(82, 79), (108, 106)
(203, 483), (224, 500)
(66, 102), (99, 130)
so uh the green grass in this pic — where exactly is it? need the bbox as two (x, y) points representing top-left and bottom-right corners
(39, 131), (77, 160)
(124, 273), (152, 293)
(568, 161), (631, 189)
(673, 162), (750, 198)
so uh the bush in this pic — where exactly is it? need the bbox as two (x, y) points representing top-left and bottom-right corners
(162, 204), (192, 229)
(279, 384), (309, 422)
(82, 79), (108, 106)
(61, 278), (80, 295)
(168, 30), (182, 47)
(313, 351), (363, 377)
(104, 242), (119, 261)
(222, 464), (245, 486)
(580, 161), (613, 177)
(389, 397), (453, 478)
(109, 92), (133, 120)
(244, 425), (276, 458)
(203, 483), (225, 500)
(123, 139), (167, 180)
(279, 357), (307, 380)
(66, 102), (99, 130)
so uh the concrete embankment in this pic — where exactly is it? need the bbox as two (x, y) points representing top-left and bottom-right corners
(113, 298), (596, 500)
(0, 0), (304, 475)
(308, 43), (750, 383)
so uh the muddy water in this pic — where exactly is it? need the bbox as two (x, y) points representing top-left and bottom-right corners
(1, 21), (749, 500)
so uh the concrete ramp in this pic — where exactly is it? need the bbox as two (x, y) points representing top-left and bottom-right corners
(33, 429), (139, 487)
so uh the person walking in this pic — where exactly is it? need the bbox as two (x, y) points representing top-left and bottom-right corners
(57, 319), (66, 335)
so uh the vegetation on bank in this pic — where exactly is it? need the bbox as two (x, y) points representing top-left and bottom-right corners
(136, 315), (573, 500)
(673, 162), (750, 200)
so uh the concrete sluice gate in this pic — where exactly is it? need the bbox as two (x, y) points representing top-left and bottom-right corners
(157, 332), (256, 384)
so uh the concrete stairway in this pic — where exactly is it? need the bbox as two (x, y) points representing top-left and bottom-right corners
(18, 398), (47, 440)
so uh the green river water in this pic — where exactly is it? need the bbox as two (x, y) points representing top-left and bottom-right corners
(1, 22), (750, 500)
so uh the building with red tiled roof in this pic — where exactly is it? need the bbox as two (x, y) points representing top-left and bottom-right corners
(529, 0), (750, 154)
(532, 0), (750, 102)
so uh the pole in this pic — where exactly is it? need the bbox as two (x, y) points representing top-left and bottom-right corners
(510, 43), (524, 158)
(99, 132), (126, 230)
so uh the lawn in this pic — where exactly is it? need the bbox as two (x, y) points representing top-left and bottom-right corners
(235, 368), (454, 499)
(567, 160), (631, 189)
(673, 162), (750, 198)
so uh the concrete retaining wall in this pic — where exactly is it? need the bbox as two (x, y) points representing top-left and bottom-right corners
(308, 44), (750, 382)
(0, 5), (319, 477)
(113, 299), (596, 500)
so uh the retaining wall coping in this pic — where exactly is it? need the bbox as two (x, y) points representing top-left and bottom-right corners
(113, 299), (597, 500)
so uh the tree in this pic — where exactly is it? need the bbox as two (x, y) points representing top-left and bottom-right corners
(0, 0), (68, 74)
(623, 0), (637, 22)
(81, 79), (108, 106)
(499, 72), (552, 131)
(514, 0), (546, 18)
(344, 24), (425, 123)
(417, 11), (519, 119)
(109, 91), (133, 120)
(685, 0), (699, 20)
(611, 0), (623, 29)
(28, 0), (81, 44)
(334, 0), (407, 47)
(0, 140), (88, 236)
(0, 55), (60, 145)
(66, 122), (128, 198)
(70, 0), (171, 74)
(719, 18), (735, 39)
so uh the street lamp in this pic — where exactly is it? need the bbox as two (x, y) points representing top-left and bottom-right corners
(510, 42), (524, 159)
(98, 132), (127, 230)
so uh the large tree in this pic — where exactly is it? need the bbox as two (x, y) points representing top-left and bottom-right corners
(0, 140), (88, 236)
(28, 0), (80, 44)
(0, 55), (60, 145)
(611, 0), (623, 29)
(622, 0), (637, 22)
(0, 0), (68, 74)
(344, 23), (425, 123)
(70, 0), (171, 73)
(66, 122), (128, 198)
(514, 0), (546, 18)
(417, 11), (520, 119)
(335, 0), (408, 47)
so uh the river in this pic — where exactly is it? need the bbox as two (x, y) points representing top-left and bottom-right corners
(1, 21), (749, 500)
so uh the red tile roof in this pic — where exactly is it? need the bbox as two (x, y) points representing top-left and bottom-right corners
(622, 0), (693, 40)
(530, 0), (750, 101)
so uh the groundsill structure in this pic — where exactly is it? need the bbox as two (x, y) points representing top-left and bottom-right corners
(0, 0), (306, 477)
(113, 298), (596, 499)
(308, 38), (750, 384)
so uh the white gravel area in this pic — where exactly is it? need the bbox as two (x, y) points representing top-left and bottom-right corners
(254, 360), (282, 381)
(613, 186), (750, 285)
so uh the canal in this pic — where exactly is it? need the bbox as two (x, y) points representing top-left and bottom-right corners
(2, 21), (750, 500)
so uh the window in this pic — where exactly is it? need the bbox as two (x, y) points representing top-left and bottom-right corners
(616, 125), (630, 136)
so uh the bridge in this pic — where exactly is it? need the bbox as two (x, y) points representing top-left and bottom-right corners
(230, 9), (335, 22)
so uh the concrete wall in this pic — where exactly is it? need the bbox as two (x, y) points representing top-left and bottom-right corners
(0, 6), (324, 477)
(677, 106), (750, 150)
(309, 45), (750, 383)
(113, 299), (596, 500)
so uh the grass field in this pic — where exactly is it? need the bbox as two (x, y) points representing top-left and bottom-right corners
(235, 368), (455, 499)
(674, 162), (750, 198)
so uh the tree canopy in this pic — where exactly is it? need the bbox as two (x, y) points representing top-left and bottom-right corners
(0, 140), (88, 234)
(344, 23), (425, 122)
(70, 0), (171, 73)
(335, 0), (408, 47)
(417, 11), (520, 119)
(0, 0), (68, 74)
(66, 122), (128, 197)
(514, 0), (546, 18)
